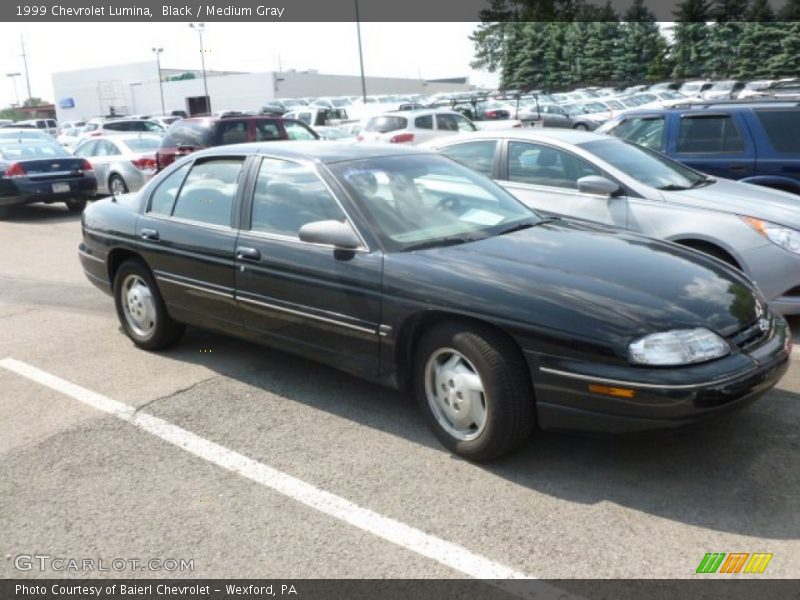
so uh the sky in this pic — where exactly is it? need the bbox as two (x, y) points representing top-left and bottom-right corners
(0, 22), (500, 108)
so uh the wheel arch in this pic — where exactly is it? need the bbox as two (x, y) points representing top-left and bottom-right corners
(670, 237), (743, 271)
(107, 247), (149, 284)
(392, 310), (528, 392)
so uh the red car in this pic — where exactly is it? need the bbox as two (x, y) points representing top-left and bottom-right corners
(156, 114), (320, 171)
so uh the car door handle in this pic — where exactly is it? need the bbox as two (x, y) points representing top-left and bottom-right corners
(141, 228), (160, 241)
(236, 246), (261, 261)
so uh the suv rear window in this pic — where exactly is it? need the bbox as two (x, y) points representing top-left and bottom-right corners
(755, 110), (800, 153)
(677, 115), (745, 153)
(161, 120), (215, 147)
(365, 116), (407, 133)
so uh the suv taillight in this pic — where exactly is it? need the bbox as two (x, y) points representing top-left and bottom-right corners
(4, 162), (27, 178)
(389, 132), (414, 144)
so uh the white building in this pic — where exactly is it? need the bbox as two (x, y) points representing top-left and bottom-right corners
(52, 61), (474, 121)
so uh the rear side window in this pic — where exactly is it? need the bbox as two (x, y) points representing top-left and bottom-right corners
(755, 110), (800, 153)
(414, 115), (433, 129)
(171, 158), (244, 226)
(148, 163), (190, 216)
(677, 115), (746, 153)
(365, 116), (407, 133)
(439, 141), (497, 177)
(161, 120), (214, 148)
(104, 122), (129, 132)
(216, 120), (249, 145)
(437, 113), (476, 132)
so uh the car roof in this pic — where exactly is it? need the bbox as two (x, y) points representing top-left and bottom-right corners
(190, 140), (432, 164)
(422, 128), (606, 146)
(618, 101), (800, 113)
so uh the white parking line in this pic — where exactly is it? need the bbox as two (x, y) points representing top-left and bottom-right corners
(0, 357), (532, 581)
(792, 346), (799, 361)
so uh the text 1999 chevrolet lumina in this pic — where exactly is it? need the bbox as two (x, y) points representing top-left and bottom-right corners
(78, 142), (791, 460)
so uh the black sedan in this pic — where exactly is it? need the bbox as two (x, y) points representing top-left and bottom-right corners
(78, 143), (792, 461)
(0, 131), (97, 216)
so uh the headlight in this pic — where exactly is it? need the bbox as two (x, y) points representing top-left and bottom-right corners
(629, 328), (730, 366)
(743, 216), (800, 255)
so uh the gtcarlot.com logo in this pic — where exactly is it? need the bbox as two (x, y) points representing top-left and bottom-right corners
(696, 552), (773, 574)
(14, 554), (194, 572)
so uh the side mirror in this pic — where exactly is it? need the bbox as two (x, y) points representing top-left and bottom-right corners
(577, 175), (621, 196)
(298, 220), (361, 250)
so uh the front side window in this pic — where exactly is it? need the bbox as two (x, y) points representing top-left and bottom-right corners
(583, 139), (707, 190)
(250, 159), (346, 238)
(438, 141), (497, 177)
(171, 158), (244, 226)
(255, 120), (281, 141)
(73, 140), (98, 157)
(436, 113), (476, 132)
(754, 110), (800, 153)
(283, 121), (317, 141)
(507, 141), (602, 189)
(608, 116), (666, 151)
(677, 115), (746, 153)
(330, 154), (537, 252)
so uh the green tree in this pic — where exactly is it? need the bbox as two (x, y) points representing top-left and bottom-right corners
(0, 107), (26, 120)
(778, 0), (800, 19)
(705, 0), (749, 78)
(616, 0), (666, 85)
(469, 0), (514, 72)
(23, 97), (46, 107)
(768, 21), (800, 77)
(671, 0), (712, 79)
(736, 0), (784, 78)
(511, 21), (549, 89)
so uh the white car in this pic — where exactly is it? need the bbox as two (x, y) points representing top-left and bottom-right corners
(738, 80), (776, 99)
(57, 127), (84, 151)
(356, 110), (477, 145)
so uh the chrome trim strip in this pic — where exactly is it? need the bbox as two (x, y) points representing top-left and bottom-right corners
(235, 294), (376, 335)
(82, 269), (110, 286)
(155, 275), (234, 299)
(238, 228), (369, 253)
(538, 366), (749, 390)
(78, 249), (105, 264)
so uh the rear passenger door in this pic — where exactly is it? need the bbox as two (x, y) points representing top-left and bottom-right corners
(136, 156), (247, 330)
(234, 157), (382, 379)
(669, 112), (755, 180)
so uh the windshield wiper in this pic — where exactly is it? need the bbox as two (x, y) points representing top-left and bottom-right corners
(656, 184), (691, 191)
(498, 217), (557, 235)
(690, 177), (716, 188)
(403, 236), (476, 252)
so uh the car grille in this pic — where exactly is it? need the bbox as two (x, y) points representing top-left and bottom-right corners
(728, 319), (770, 351)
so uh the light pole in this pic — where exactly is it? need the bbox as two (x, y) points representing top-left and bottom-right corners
(6, 72), (21, 107)
(354, 0), (367, 103)
(152, 47), (166, 116)
(189, 23), (210, 113)
(129, 82), (142, 114)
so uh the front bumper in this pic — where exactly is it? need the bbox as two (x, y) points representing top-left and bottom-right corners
(527, 316), (792, 433)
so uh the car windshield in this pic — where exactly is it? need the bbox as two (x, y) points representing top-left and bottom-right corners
(711, 82), (736, 91)
(330, 154), (540, 252)
(582, 139), (707, 190)
(0, 140), (70, 159)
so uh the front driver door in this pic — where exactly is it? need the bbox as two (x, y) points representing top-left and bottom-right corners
(234, 157), (382, 379)
(498, 140), (628, 228)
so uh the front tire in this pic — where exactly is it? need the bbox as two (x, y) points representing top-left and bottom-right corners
(413, 322), (535, 461)
(65, 198), (87, 213)
(113, 259), (185, 350)
(573, 123), (588, 131)
(109, 174), (129, 196)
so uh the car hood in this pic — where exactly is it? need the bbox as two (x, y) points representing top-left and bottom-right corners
(662, 178), (800, 227)
(384, 220), (763, 358)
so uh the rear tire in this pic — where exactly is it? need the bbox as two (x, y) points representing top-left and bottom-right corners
(573, 123), (589, 131)
(413, 321), (535, 461)
(65, 199), (87, 213)
(113, 259), (185, 350)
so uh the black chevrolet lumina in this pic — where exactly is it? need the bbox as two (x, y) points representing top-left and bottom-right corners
(78, 142), (792, 461)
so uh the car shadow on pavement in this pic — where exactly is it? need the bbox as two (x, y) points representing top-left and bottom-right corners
(163, 327), (800, 540)
(0, 203), (87, 223)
